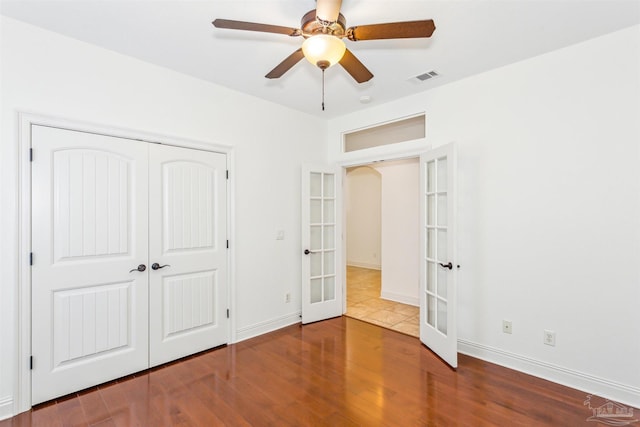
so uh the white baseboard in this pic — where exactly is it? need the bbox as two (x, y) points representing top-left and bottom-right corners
(380, 291), (419, 307)
(0, 396), (13, 421)
(458, 339), (640, 409)
(235, 312), (301, 343)
(346, 262), (381, 270)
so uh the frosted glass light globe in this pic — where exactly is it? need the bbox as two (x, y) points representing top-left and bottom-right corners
(302, 35), (346, 68)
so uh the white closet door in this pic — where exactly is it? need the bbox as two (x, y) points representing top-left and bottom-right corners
(148, 144), (228, 366)
(31, 125), (149, 404)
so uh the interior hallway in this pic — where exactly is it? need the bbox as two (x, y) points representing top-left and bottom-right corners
(345, 266), (419, 337)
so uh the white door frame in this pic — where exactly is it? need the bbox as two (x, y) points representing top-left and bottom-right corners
(14, 112), (236, 413)
(337, 146), (431, 315)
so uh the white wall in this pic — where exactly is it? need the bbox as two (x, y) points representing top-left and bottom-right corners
(0, 17), (326, 418)
(328, 26), (640, 406)
(345, 166), (381, 269)
(373, 159), (420, 306)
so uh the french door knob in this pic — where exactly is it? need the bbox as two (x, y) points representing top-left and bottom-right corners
(151, 263), (171, 270)
(129, 264), (146, 273)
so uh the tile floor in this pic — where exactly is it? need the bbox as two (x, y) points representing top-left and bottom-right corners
(345, 266), (419, 337)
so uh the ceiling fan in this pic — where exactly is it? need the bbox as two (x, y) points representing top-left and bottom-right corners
(212, 0), (436, 84)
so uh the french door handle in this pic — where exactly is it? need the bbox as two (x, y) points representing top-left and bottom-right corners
(304, 249), (319, 255)
(151, 263), (170, 270)
(438, 262), (461, 270)
(129, 264), (146, 273)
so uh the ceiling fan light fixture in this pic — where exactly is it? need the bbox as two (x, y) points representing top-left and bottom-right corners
(302, 34), (346, 68)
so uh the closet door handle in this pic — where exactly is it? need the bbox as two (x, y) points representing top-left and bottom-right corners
(129, 264), (146, 273)
(151, 263), (170, 270)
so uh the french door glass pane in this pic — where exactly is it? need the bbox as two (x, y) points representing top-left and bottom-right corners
(437, 229), (447, 262)
(310, 279), (322, 303)
(427, 228), (435, 258)
(437, 300), (447, 334)
(323, 226), (335, 249)
(427, 261), (435, 293)
(427, 195), (435, 225)
(427, 295), (436, 327)
(437, 158), (447, 192)
(323, 199), (335, 223)
(310, 252), (321, 277)
(310, 200), (321, 223)
(437, 194), (447, 226)
(324, 251), (335, 275)
(437, 267), (447, 298)
(427, 161), (435, 192)
(324, 277), (335, 301)
(310, 173), (322, 197)
(310, 226), (321, 250)
(323, 174), (335, 197)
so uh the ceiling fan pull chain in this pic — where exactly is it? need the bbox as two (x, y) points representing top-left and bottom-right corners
(322, 68), (325, 111)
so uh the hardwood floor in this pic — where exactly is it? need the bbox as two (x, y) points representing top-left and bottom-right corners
(1, 317), (629, 426)
(346, 266), (419, 337)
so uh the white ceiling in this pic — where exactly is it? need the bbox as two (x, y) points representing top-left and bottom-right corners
(1, 0), (639, 118)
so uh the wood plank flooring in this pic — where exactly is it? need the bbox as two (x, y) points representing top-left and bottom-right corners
(1, 316), (630, 426)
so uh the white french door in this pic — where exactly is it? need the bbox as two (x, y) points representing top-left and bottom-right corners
(301, 165), (342, 324)
(31, 125), (228, 404)
(420, 143), (458, 368)
(148, 144), (228, 367)
(31, 126), (150, 404)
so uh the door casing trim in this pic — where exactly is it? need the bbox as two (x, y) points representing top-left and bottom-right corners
(15, 112), (236, 414)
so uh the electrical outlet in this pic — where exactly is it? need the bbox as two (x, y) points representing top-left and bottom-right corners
(285, 292), (291, 303)
(544, 330), (556, 346)
(502, 320), (513, 334)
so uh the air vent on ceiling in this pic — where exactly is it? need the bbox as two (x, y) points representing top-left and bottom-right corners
(415, 70), (439, 81)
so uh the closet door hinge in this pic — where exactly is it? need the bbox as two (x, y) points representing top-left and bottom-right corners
(226, 240), (229, 249)
(226, 170), (229, 180)
(226, 309), (230, 319)
(30, 356), (33, 370)
(30, 252), (33, 266)
(30, 148), (33, 162)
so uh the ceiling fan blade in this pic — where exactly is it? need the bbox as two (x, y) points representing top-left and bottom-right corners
(339, 49), (373, 83)
(213, 19), (301, 37)
(347, 20), (436, 41)
(315, 0), (343, 23)
(265, 49), (305, 79)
